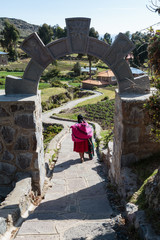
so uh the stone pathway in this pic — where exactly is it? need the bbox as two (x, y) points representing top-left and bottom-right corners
(14, 130), (121, 240)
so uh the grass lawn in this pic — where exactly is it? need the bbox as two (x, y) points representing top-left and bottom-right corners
(41, 87), (67, 102)
(75, 87), (115, 107)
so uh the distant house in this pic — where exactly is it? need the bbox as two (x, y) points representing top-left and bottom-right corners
(82, 79), (109, 90)
(97, 69), (117, 85)
(82, 67), (146, 90)
(0, 51), (8, 65)
(82, 69), (117, 90)
(81, 67), (97, 75)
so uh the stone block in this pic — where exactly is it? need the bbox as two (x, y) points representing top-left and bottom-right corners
(10, 104), (24, 112)
(15, 114), (35, 129)
(0, 162), (16, 175)
(14, 136), (30, 150)
(47, 38), (70, 59)
(0, 174), (12, 185)
(0, 107), (9, 117)
(0, 207), (20, 226)
(0, 217), (7, 235)
(121, 153), (138, 167)
(0, 185), (13, 197)
(125, 126), (140, 143)
(1, 126), (15, 143)
(2, 150), (14, 161)
(20, 32), (52, 68)
(23, 59), (44, 84)
(87, 37), (110, 60)
(16, 153), (32, 170)
(66, 17), (90, 54)
(0, 142), (3, 153)
(126, 202), (138, 223)
(5, 76), (38, 95)
(104, 33), (135, 67)
(17, 220), (57, 235)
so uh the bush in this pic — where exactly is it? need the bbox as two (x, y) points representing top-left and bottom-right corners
(73, 62), (81, 76)
(51, 79), (63, 87)
(43, 67), (60, 82)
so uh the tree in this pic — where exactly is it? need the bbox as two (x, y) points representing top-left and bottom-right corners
(144, 30), (160, 140)
(73, 62), (81, 76)
(88, 28), (99, 78)
(0, 20), (20, 60)
(53, 25), (67, 39)
(89, 27), (99, 39)
(38, 23), (53, 45)
(123, 31), (131, 40)
(131, 31), (150, 67)
(103, 33), (112, 45)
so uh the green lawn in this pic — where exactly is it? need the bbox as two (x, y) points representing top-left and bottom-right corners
(41, 87), (67, 102)
(75, 87), (115, 107)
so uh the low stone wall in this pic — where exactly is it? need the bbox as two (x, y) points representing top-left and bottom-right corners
(0, 90), (45, 198)
(109, 89), (160, 187)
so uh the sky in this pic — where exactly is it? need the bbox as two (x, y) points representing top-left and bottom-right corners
(1, 0), (160, 36)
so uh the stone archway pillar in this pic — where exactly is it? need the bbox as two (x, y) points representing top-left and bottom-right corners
(108, 89), (160, 195)
(0, 91), (45, 194)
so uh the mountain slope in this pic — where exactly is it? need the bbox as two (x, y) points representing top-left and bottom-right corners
(0, 17), (39, 38)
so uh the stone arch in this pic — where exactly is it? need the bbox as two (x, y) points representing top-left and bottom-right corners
(5, 17), (150, 95)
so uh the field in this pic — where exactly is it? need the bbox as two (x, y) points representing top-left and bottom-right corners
(55, 88), (115, 130)
(41, 87), (67, 102)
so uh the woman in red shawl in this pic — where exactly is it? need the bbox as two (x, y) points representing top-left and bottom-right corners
(71, 114), (93, 162)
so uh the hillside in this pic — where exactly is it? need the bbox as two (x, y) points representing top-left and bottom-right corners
(0, 17), (39, 38)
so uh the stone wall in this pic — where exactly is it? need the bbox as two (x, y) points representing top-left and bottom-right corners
(0, 90), (45, 200)
(110, 89), (160, 186)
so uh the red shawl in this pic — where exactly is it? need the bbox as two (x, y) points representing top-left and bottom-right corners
(71, 122), (93, 142)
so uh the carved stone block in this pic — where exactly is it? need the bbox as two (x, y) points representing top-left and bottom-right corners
(87, 37), (110, 59)
(47, 38), (70, 59)
(21, 33), (52, 68)
(66, 17), (91, 53)
(23, 59), (44, 83)
(5, 76), (38, 95)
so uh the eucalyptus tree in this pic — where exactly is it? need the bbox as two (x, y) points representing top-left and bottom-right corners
(0, 20), (20, 60)
(38, 23), (53, 45)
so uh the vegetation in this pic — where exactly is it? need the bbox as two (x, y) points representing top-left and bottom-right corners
(56, 91), (115, 130)
(0, 20), (20, 60)
(38, 23), (53, 45)
(43, 124), (63, 151)
(75, 88), (115, 107)
(144, 30), (160, 140)
(129, 154), (160, 234)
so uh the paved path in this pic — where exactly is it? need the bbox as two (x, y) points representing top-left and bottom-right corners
(14, 91), (122, 239)
(14, 130), (118, 240)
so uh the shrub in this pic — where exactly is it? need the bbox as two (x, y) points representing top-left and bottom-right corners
(73, 62), (81, 76)
(43, 67), (60, 82)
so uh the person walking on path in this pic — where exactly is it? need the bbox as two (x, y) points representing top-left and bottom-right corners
(70, 114), (93, 163)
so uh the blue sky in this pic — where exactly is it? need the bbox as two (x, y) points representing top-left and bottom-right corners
(1, 0), (160, 36)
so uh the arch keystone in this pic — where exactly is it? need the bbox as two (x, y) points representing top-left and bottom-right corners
(66, 17), (91, 54)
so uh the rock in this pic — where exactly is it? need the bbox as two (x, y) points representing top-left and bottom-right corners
(2, 150), (14, 161)
(126, 202), (138, 223)
(14, 136), (30, 150)
(16, 153), (32, 169)
(0, 217), (7, 235)
(1, 126), (15, 143)
(15, 114), (35, 129)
